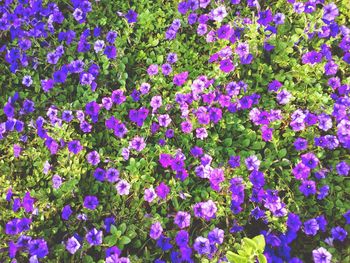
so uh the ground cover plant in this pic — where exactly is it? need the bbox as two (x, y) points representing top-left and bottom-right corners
(0, 0), (349, 262)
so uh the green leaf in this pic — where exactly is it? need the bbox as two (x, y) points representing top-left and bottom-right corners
(104, 235), (118, 246)
(119, 236), (131, 245)
(257, 254), (267, 263)
(83, 255), (94, 263)
(118, 223), (127, 234)
(252, 235), (266, 253)
(278, 149), (287, 158)
(110, 225), (118, 235)
(224, 138), (233, 146)
(242, 237), (258, 250)
(226, 251), (248, 263)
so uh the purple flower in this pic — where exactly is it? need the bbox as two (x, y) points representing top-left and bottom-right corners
(299, 180), (316, 197)
(93, 168), (105, 182)
(102, 97), (113, 110)
(121, 148), (130, 160)
(5, 219), (19, 235)
(147, 64), (159, 76)
(301, 152), (319, 169)
(175, 230), (189, 247)
(228, 156), (241, 169)
(106, 168), (119, 182)
(294, 138), (308, 151)
(86, 150), (100, 165)
(196, 127), (208, 140)
(316, 215), (328, 232)
(80, 121), (92, 132)
(336, 161), (350, 176)
(114, 122), (128, 138)
(174, 211), (191, 229)
(80, 73), (95, 85)
(22, 191), (35, 213)
(158, 114), (171, 127)
(106, 31), (118, 43)
(257, 10), (273, 26)
(245, 155), (261, 171)
(324, 60), (338, 75)
(125, 9), (138, 23)
(130, 136), (146, 152)
(276, 89), (292, 104)
(83, 196), (99, 210)
(4, 103), (15, 117)
(317, 185), (329, 200)
(150, 222), (163, 240)
(28, 239), (48, 258)
(235, 42), (249, 58)
(312, 247), (332, 263)
(302, 51), (323, 64)
(156, 182), (170, 199)
(22, 75), (33, 87)
(111, 89), (126, 105)
(173, 71), (189, 86)
(66, 237), (81, 254)
(220, 59), (235, 73)
(13, 144), (21, 158)
(116, 180), (131, 195)
(52, 174), (62, 189)
(292, 163), (310, 180)
(323, 3), (339, 21)
(304, 218), (319, 236)
(161, 63), (172, 75)
(217, 24), (232, 39)
(86, 228), (103, 246)
(261, 125), (273, 141)
(181, 121), (193, 133)
(157, 235), (173, 251)
(343, 210), (350, 224)
(211, 6), (227, 22)
(144, 187), (156, 202)
(208, 228), (224, 244)
(62, 205), (73, 220)
(73, 8), (84, 21)
(268, 80), (282, 92)
(274, 13), (285, 25)
(68, 140), (83, 154)
(193, 236), (210, 255)
(47, 52), (59, 64)
(249, 170), (265, 188)
(104, 46), (117, 59)
(331, 226), (348, 241)
(287, 213), (302, 232)
(167, 53), (178, 64)
(318, 113), (332, 131)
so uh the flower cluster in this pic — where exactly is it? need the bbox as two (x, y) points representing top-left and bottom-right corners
(1, 0), (350, 262)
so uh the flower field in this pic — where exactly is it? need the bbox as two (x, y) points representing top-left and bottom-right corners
(0, 0), (350, 262)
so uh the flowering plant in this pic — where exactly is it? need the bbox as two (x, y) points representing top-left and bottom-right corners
(1, 0), (350, 262)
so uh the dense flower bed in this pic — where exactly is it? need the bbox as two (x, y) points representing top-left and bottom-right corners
(0, 0), (350, 262)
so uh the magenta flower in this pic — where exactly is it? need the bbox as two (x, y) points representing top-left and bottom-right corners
(173, 71), (188, 86)
(86, 151), (100, 166)
(66, 237), (81, 254)
(116, 180), (131, 195)
(174, 211), (191, 229)
(150, 222), (163, 240)
(130, 136), (146, 152)
(220, 59), (234, 73)
(144, 187), (156, 202)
